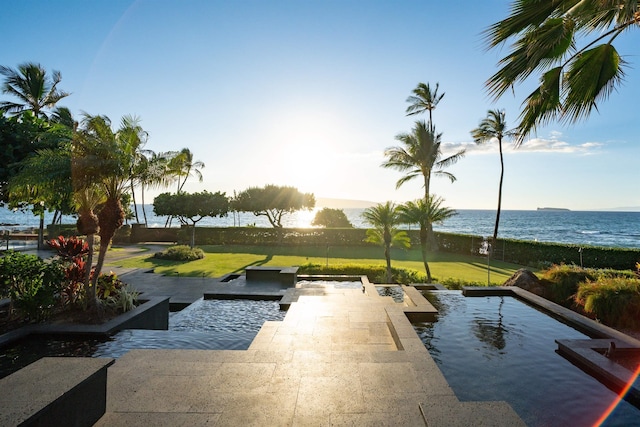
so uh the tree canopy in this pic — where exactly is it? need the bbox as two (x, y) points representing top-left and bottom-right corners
(154, 191), (229, 247)
(234, 184), (315, 228)
(311, 208), (353, 228)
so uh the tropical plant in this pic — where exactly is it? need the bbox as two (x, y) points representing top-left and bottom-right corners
(484, 0), (639, 142)
(234, 185), (316, 228)
(471, 109), (516, 242)
(72, 114), (138, 307)
(0, 62), (70, 118)
(405, 82), (445, 131)
(311, 207), (353, 228)
(398, 196), (456, 283)
(362, 202), (410, 283)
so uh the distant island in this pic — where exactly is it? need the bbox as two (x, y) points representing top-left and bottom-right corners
(537, 207), (570, 211)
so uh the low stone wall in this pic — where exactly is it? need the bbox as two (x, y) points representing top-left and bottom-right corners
(0, 357), (114, 427)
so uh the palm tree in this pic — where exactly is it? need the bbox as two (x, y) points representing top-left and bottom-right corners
(484, 1), (637, 143)
(73, 114), (135, 306)
(170, 148), (205, 193)
(0, 62), (70, 118)
(362, 202), (410, 283)
(118, 115), (149, 223)
(383, 121), (465, 197)
(405, 82), (444, 132)
(382, 120), (464, 249)
(398, 196), (456, 283)
(138, 151), (175, 226)
(471, 110), (516, 242)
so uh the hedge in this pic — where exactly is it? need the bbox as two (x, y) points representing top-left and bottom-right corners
(47, 224), (640, 270)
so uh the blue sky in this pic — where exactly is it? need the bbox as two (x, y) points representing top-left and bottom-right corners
(3, 1), (639, 210)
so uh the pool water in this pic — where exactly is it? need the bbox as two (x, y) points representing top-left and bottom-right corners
(413, 291), (640, 427)
(0, 299), (285, 378)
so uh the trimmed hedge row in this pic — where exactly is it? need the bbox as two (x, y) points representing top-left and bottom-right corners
(47, 224), (640, 270)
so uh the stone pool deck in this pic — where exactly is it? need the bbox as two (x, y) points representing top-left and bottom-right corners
(96, 281), (525, 426)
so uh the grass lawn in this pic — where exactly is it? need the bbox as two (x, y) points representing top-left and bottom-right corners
(106, 244), (528, 285)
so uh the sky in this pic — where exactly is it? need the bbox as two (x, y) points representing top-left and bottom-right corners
(2, 0), (639, 211)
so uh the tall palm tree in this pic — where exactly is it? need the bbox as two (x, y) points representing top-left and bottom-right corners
(0, 62), (70, 118)
(382, 120), (464, 249)
(398, 196), (456, 283)
(471, 110), (516, 242)
(484, 1), (637, 143)
(362, 202), (410, 283)
(405, 82), (444, 131)
(118, 115), (149, 223)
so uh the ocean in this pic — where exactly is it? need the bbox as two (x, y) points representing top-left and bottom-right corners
(1, 206), (639, 249)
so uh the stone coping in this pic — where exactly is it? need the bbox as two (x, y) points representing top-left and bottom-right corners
(0, 296), (170, 348)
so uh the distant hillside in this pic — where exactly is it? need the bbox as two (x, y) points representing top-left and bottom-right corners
(316, 197), (377, 209)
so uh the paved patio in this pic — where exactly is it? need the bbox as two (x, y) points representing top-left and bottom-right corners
(96, 280), (525, 426)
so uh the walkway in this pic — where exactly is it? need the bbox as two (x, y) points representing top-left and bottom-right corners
(96, 280), (525, 426)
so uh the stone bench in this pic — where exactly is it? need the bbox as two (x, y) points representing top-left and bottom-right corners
(246, 266), (298, 286)
(0, 357), (114, 427)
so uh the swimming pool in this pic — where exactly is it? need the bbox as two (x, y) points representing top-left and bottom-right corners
(413, 291), (640, 426)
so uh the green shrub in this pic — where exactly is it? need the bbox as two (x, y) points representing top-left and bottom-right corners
(575, 277), (640, 330)
(298, 263), (425, 284)
(438, 278), (489, 290)
(0, 251), (65, 321)
(154, 245), (205, 261)
(539, 264), (596, 307)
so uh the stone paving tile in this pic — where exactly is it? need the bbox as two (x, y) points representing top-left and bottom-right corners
(98, 279), (524, 426)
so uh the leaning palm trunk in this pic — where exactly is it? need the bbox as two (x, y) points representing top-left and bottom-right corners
(92, 197), (124, 288)
(493, 141), (504, 242)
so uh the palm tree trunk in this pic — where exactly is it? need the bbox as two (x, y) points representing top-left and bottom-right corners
(423, 175), (438, 251)
(130, 179), (140, 223)
(141, 186), (148, 227)
(83, 234), (97, 308)
(493, 140), (504, 242)
(384, 244), (392, 283)
(420, 227), (432, 283)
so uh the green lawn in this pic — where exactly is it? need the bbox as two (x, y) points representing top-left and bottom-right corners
(106, 244), (528, 285)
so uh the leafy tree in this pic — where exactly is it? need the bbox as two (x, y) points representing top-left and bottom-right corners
(311, 207), (353, 228)
(153, 191), (229, 247)
(405, 82), (444, 132)
(398, 196), (456, 283)
(362, 202), (410, 283)
(471, 110), (516, 242)
(0, 62), (69, 118)
(484, 0), (638, 142)
(234, 184), (315, 228)
(0, 112), (68, 204)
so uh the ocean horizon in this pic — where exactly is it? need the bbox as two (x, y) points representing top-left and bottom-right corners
(1, 205), (639, 250)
